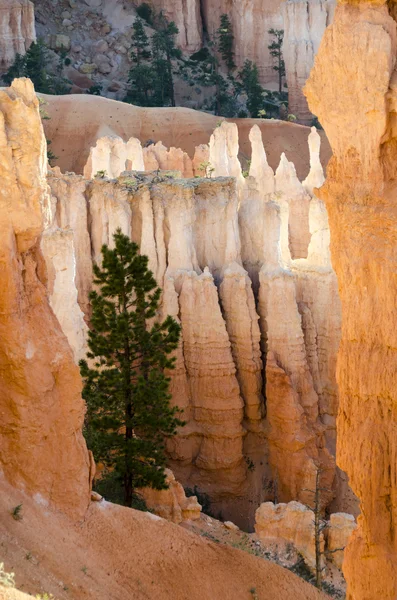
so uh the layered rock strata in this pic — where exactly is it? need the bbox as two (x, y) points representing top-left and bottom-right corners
(306, 1), (397, 597)
(47, 119), (343, 527)
(0, 0), (36, 72)
(0, 78), (91, 519)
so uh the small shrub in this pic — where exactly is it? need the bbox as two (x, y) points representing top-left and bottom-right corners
(87, 84), (102, 96)
(11, 503), (23, 521)
(198, 161), (215, 178)
(249, 588), (259, 600)
(322, 581), (344, 599)
(288, 554), (314, 584)
(94, 170), (107, 179)
(244, 456), (255, 471)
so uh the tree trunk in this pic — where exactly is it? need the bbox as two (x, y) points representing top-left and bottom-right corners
(314, 469), (322, 590)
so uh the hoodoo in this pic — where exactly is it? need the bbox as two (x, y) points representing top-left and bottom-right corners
(306, 0), (397, 597)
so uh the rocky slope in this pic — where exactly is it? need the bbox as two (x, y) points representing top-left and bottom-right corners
(0, 477), (329, 600)
(1, 0), (335, 121)
(306, 0), (397, 597)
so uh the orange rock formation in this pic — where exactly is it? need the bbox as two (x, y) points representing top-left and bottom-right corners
(0, 79), (91, 519)
(306, 1), (397, 597)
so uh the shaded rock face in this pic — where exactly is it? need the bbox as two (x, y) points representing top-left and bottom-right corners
(305, 1), (397, 597)
(0, 79), (91, 519)
(45, 120), (346, 529)
(283, 0), (335, 125)
(0, 0), (36, 72)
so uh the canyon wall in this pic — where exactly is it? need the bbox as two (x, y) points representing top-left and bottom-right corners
(0, 0), (36, 72)
(42, 121), (345, 528)
(306, 1), (397, 597)
(149, 0), (336, 122)
(283, 0), (335, 124)
(0, 78), (91, 519)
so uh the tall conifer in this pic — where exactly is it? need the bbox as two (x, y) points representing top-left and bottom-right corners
(80, 230), (183, 507)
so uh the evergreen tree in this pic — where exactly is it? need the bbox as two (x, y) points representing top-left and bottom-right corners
(216, 14), (235, 74)
(131, 17), (152, 65)
(127, 18), (155, 106)
(2, 39), (71, 94)
(152, 16), (181, 107)
(24, 40), (53, 93)
(238, 60), (264, 118)
(2, 52), (27, 85)
(80, 230), (184, 507)
(268, 28), (286, 94)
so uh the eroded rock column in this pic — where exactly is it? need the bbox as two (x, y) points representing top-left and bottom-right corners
(0, 79), (91, 519)
(306, 2), (397, 597)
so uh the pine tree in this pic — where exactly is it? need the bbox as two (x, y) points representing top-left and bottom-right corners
(2, 53), (27, 85)
(131, 17), (152, 65)
(238, 60), (264, 118)
(216, 14), (235, 74)
(2, 39), (71, 94)
(268, 28), (286, 94)
(152, 15), (181, 107)
(127, 17), (155, 106)
(80, 230), (184, 507)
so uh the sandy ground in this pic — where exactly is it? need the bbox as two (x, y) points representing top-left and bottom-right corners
(0, 478), (330, 600)
(40, 94), (332, 179)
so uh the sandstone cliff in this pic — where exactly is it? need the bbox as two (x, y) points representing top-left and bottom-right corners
(0, 79), (91, 519)
(306, 1), (397, 597)
(283, 0), (335, 124)
(0, 0), (36, 72)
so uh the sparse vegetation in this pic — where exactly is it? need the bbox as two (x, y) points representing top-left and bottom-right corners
(244, 456), (255, 471)
(216, 14), (236, 74)
(249, 587), (259, 600)
(94, 170), (107, 179)
(3, 39), (71, 95)
(268, 29), (286, 94)
(11, 503), (23, 521)
(198, 161), (215, 178)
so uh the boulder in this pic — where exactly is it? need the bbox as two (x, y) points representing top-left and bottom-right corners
(139, 469), (201, 524)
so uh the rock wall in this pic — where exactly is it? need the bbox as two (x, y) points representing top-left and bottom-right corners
(0, 0), (36, 72)
(283, 0), (335, 124)
(46, 119), (345, 528)
(149, 0), (202, 52)
(305, 1), (397, 597)
(0, 79), (91, 519)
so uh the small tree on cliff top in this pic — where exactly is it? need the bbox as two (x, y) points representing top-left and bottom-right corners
(80, 230), (184, 507)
